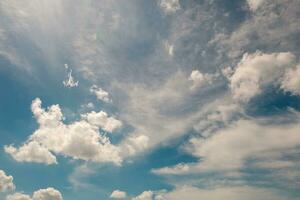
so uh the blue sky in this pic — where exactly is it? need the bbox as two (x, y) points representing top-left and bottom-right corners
(0, 0), (300, 199)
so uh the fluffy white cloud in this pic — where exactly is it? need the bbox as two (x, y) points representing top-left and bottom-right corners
(32, 188), (63, 200)
(281, 64), (300, 95)
(6, 193), (31, 200)
(82, 111), (122, 133)
(158, 186), (287, 200)
(110, 190), (127, 199)
(5, 98), (122, 165)
(247, 0), (266, 11)
(120, 135), (149, 156)
(132, 191), (153, 200)
(4, 141), (57, 165)
(90, 85), (111, 103)
(189, 70), (215, 90)
(0, 170), (15, 192)
(7, 188), (63, 200)
(230, 51), (296, 102)
(158, 0), (180, 14)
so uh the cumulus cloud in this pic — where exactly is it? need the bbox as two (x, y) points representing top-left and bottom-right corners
(82, 111), (122, 133)
(110, 190), (127, 199)
(281, 64), (300, 95)
(5, 98), (122, 165)
(158, 0), (180, 14)
(0, 170), (15, 192)
(189, 70), (216, 90)
(120, 135), (149, 156)
(4, 141), (57, 165)
(32, 188), (63, 200)
(7, 188), (63, 200)
(229, 51), (296, 102)
(132, 191), (153, 200)
(6, 193), (31, 200)
(90, 85), (112, 103)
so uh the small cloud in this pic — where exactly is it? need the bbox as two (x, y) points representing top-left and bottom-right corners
(90, 85), (112, 103)
(0, 170), (15, 192)
(132, 191), (153, 200)
(247, 0), (266, 11)
(110, 190), (127, 199)
(158, 0), (181, 14)
(164, 41), (174, 56)
(63, 64), (79, 88)
(189, 70), (216, 90)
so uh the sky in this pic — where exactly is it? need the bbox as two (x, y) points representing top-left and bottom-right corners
(0, 0), (300, 199)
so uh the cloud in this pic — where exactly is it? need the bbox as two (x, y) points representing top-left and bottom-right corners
(5, 98), (122, 165)
(214, 0), (300, 59)
(189, 70), (216, 90)
(120, 135), (149, 156)
(82, 111), (122, 133)
(229, 51), (296, 102)
(90, 85), (112, 103)
(190, 116), (300, 172)
(132, 191), (153, 200)
(7, 188), (63, 200)
(6, 193), (31, 200)
(63, 64), (79, 88)
(4, 141), (57, 165)
(164, 41), (174, 57)
(152, 163), (190, 175)
(157, 185), (288, 200)
(0, 170), (15, 192)
(152, 109), (300, 175)
(246, 0), (266, 11)
(110, 190), (127, 199)
(158, 0), (181, 14)
(32, 188), (63, 200)
(281, 64), (300, 95)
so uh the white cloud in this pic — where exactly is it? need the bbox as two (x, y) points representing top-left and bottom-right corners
(32, 188), (63, 200)
(110, 190), (127, 199)
(7, 188), (63, 200)
(189, 117), (300, 172)
(5, 98), (122, 165)
(6, 193), (31, 200)
(281, 64), (300, 95)
(63, 69), (79, 88)
(158, 0), (180, 14)
(164, 41), (174, 57)
(230, 51), (296, 102)
(247, 0), (266, 11)
(189, 70), (215, 90)
(90, 85), (111, 103)
(153, 111), (300, 174)
(158, 185), (287, 200)
(132, 191), (153, 200)
(82, 111), (122, 133)
(4, 141), (57, 165)
(0, 170), (15, 192)
(120, 135), (149, 156)
(152, 163), (190, 175)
